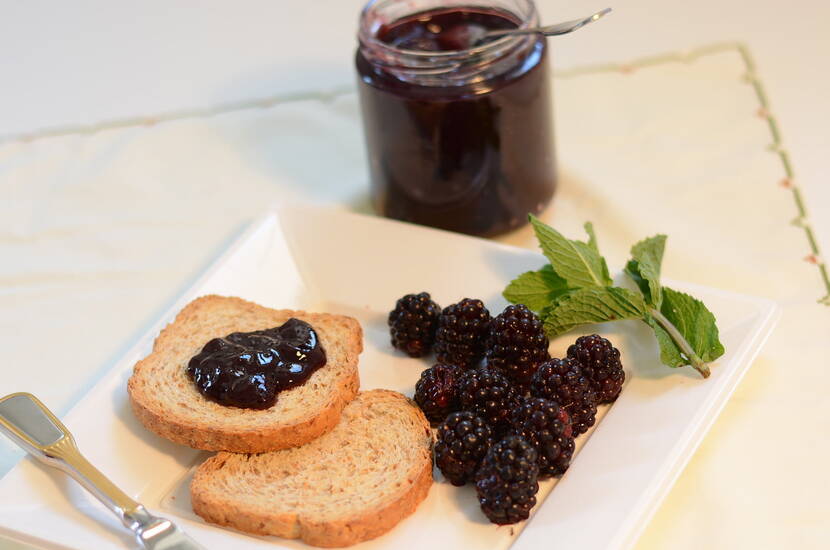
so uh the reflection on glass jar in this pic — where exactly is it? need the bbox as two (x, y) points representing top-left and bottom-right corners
(356, 0), (556, 237)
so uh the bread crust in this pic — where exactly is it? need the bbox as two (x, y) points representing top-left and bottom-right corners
(127, 295), (362, 453)
(190, 390), (434, 547)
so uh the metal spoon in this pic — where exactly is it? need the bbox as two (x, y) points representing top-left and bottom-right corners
(474, 7), (612, 44)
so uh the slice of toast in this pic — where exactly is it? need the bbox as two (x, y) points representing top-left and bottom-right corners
(191, 390), (433, 548)
(127, 295), (361, 453)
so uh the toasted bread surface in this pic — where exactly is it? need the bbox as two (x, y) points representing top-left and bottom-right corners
(191, 390), (433, 547)
(128, 295), (362, 453)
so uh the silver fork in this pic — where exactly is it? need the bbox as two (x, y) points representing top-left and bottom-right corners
(0, 392), (207, 550)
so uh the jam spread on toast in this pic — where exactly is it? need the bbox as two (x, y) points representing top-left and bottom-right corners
(187, 318), (326, 409)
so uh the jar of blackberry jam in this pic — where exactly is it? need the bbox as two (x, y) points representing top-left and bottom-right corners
(356, 0), (556, 236)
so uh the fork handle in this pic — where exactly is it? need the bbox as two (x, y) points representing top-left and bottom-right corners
(0, 393), (144, 529)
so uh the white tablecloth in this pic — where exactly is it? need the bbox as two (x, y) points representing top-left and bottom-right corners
(1, 42), (828, 549)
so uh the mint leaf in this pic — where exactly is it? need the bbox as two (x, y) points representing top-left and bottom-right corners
(529, 215), (613, 288)
(645, 287), (725, 376)
(659, 287), (725, 362)
(503, 265), (570, 311)
(584, 222), (613, 284)
(625, 235), (667, 308)
(542, 287), (647, 336)
(584, 222), (600, 253)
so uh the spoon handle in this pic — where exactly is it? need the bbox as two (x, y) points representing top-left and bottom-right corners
(486, 7), (612, 39)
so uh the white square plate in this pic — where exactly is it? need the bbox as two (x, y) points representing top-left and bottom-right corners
(0, 207), (779, 550)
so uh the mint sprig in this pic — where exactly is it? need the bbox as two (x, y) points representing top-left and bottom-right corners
(503, 215), (724, 378)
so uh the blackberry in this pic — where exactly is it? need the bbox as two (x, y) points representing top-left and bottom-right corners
(511, 397), (574, 477)
(388, 292), (441, 357)
(530, 358), (597, 437)
(434, 298), (492, 368)
(414, 364), (463, 424)
(568, 334), (625, 404)
(434, 411), (495, 486)
(475, 435), (540, 525)
(457, 367), (519, 435)
(486, 304), (550, 388)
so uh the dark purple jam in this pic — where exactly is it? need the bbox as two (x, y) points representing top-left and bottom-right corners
(187, 318), (326, 409)
(356, 7), (556, 237)
(378, 9), (515, 51)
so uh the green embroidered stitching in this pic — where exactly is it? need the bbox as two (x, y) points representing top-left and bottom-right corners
(0, 85), (355, 144)
(735, 45), (830, 306)
(554, 42), (741, 78)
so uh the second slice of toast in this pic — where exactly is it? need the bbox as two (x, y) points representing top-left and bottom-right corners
(127, 295), (362, 453)
(191, 390), (433, 547)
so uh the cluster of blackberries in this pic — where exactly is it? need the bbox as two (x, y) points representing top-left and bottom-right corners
(389, 293), (550, 377)
(389, 292), (626, 525)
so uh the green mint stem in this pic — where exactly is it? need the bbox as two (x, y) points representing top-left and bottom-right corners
(648, 308), (711, 378)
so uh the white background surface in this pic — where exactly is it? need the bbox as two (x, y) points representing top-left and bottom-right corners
(1, 1), (828, 549)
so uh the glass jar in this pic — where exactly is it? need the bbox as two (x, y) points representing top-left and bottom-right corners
(355, 0), (556, 237)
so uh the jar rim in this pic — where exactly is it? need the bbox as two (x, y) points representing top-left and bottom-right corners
(357, 0), (539, 63)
